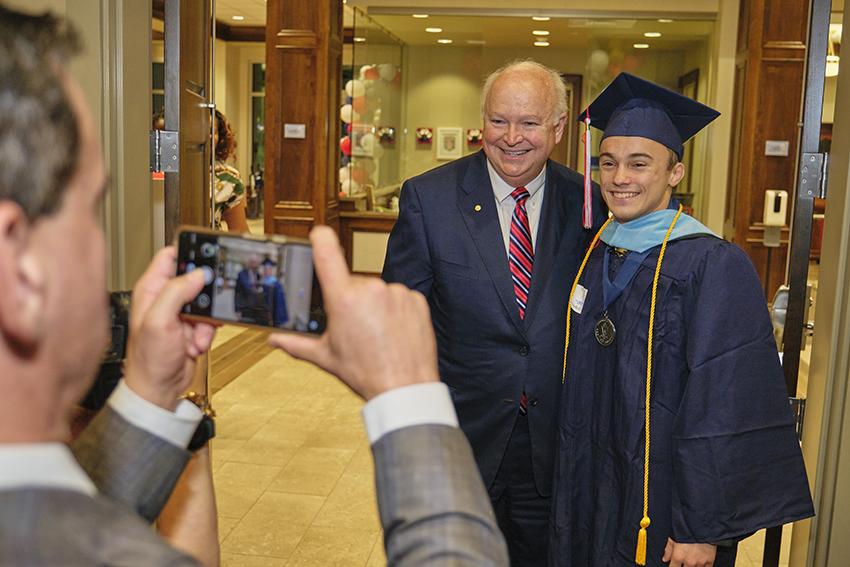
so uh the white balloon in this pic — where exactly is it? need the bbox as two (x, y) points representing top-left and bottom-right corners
(348, 180), (362, 194)
(339, 104), (359, 124)
(359, 132), (376, 153)
(588, 49), (610, 74)
(378, 63), (396, 82)
(345, 79), (366, 98)
(339, 166), (351, 184)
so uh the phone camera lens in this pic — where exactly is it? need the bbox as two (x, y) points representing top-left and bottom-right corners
(196, 293), (211, 309)
(200, 242), (218, 258)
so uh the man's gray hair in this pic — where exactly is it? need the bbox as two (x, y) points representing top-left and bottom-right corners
(480, 59), (568, 125)
(0, 6), (81, 220)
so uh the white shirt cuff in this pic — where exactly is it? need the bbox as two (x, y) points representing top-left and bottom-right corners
(362, 382), (458, 444)
(107, 380), (203, 449)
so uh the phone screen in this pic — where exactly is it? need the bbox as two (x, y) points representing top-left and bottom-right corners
(176, 229), (325, 334)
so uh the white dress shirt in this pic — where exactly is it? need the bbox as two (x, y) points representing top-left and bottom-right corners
(362, 382), (458, 444)
(0, 381), (202, 494)
(487, 161), (547, 257)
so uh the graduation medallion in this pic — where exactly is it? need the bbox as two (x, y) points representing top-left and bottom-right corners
(594, 313), (616, 346)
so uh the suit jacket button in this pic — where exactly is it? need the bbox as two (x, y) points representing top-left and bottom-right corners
(518, 345), (529, 356)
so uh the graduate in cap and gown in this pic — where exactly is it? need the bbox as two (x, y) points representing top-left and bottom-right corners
(261, 257), (288, 327)
(551, 73), (814, 567)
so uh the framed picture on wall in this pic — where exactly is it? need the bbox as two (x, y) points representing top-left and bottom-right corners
(436, 127), (463, 160)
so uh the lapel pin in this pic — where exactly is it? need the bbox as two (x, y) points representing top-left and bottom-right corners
(474, 204), (482, 212)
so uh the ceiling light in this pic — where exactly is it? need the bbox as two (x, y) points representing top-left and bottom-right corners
(437, 38), (453, 44)
(532, 16), (551, 22)
(231, 15), (245, 21)
(633, 43), (650, 49)
(413, 14), (429, 18)
(534, 41), (550, 47)
(532, 30), (550, 36)
(425, 27), (443, 33)
(467, 39), (487, 45)
(353, 37), (366, 43)
(644, 32), (662, 38)
(658, 18), (674, 23)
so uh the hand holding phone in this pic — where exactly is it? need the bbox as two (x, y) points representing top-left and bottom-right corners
(268, 226), (439, 400)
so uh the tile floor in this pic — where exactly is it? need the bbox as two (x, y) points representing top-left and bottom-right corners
(210, 325), (799, 567)
(210, 329), (385, 567)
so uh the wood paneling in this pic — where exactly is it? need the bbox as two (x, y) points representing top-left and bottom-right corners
(264, 0), (343, 236)
(338, 212), (397, 274)
(725, 0), (808, 299)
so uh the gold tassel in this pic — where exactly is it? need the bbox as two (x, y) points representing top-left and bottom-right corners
(635, 516), (650, 566)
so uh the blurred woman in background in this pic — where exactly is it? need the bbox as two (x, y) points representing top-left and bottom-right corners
(214, 109), (250, 232)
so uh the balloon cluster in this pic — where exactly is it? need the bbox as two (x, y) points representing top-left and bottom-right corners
(338, 63), (401, 196)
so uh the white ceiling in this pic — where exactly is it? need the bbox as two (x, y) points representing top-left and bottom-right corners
(216, 0), (267, 26)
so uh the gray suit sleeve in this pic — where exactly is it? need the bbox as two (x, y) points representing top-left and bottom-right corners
(71, 406), (191, 523)
(372, 424), (509, 566)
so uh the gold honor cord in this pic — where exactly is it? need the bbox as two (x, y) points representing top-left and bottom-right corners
(560, 205), (684, 566)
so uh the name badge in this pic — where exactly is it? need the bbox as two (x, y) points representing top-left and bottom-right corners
(571, 285), (588, 314)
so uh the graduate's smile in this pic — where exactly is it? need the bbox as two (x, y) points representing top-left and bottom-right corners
(598, 136), (685, 222)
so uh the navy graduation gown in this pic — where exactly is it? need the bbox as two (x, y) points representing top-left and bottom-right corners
(551, 235), (813, 567)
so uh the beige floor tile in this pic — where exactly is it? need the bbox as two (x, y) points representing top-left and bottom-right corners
(226, 437), (299, 467)
(345, 441), (376, 477)
(211, 438), (247, 468)
(216, 404), (281, 440)
(311, 469), (381, 532)
(218, 516), (241, 543)
(285, 526), (379, 567)
(366, 535), (387, 567)
(221, 553), (288, 567)
(268, 446), (356, 496)
(301, 415), (366, 450)
(215, 462), (283, 519)
(221, 492), (324, 558)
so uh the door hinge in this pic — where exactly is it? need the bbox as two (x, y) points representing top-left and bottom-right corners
(150, 130), (179, 173)
(799, 152), (828, 199)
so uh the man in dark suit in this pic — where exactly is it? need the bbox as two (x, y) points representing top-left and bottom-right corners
(0, 6), (508, 565)
(383, 59), (606, 564)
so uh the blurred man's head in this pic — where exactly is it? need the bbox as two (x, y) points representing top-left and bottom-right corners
(245, 254), (262, 270)
(0, 6), (109, 441)
(480, 60), (567, 188)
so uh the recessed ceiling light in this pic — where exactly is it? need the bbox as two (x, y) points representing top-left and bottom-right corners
(425, 27), (443, 33)
(532, 30), (550, 36)
(534, 41), (550, 47)
(633, 43), (650, 49)
(437, 38), (453, 44)
(353, 37), (366, 43)
(231, 15), (245, 21)
(532, 16), (551, 21)
(644, 32), (662, 38)
(412, 14), (429, 18)
(658, 18), (674, 23)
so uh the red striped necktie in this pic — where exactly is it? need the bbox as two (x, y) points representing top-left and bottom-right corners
(508, 187), (534, 320)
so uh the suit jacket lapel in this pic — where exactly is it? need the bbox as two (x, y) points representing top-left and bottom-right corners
(457, 152), (527, 339)
(523, 161), (568, 328)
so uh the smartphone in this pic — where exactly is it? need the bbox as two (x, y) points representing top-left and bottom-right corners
(175, 226), (325, 334)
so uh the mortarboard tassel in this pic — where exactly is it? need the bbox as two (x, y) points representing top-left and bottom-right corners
(582, 110), (593, 229)
(635, 516), (650, 565)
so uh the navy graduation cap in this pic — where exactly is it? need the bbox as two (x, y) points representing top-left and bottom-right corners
(575, 73), (720, 227)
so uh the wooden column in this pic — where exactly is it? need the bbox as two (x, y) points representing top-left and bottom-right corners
(264, 0), (343, 237)
(724, 0), (809, 299)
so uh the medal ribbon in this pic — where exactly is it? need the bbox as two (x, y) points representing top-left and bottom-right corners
(601, 248), (652, 312)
